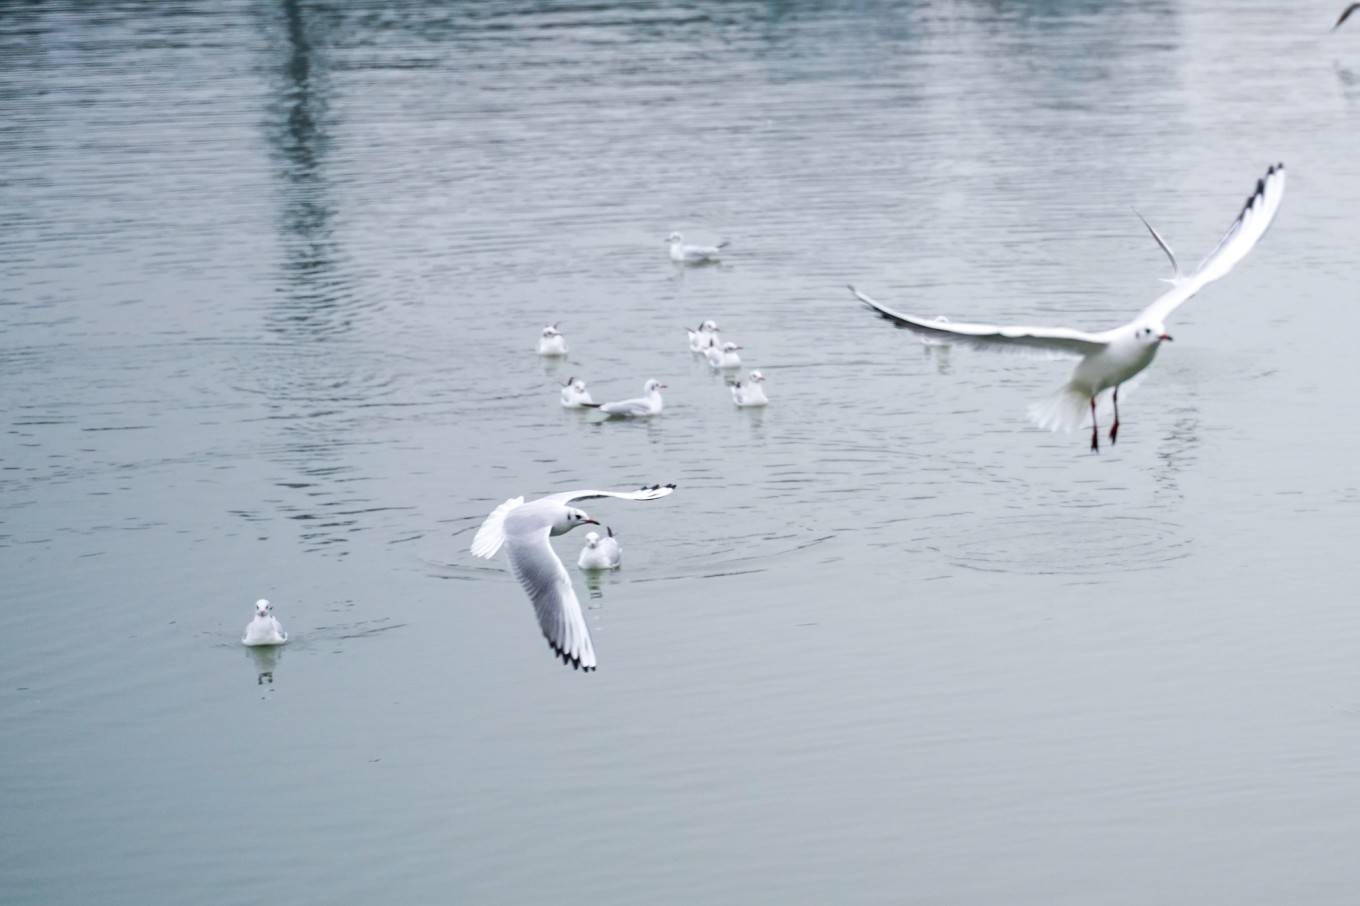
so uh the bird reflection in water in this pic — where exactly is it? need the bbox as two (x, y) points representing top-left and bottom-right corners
(247, 644), (284, 691)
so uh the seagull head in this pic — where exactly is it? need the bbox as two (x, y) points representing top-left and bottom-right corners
(1136, 322), (1172, 345)
(645, 379), (667, 393)
(722, 342), (741, 352)
(541, 325), (560, 338)
(255, 599), (272, 618)
(555, 507), (599, 534)
(701, 320), (719, 333)
(583, 531), (600, 548)
(666, 232), (682, 244)
(749, 370), (766, 383)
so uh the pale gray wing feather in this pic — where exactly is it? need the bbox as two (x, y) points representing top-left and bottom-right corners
(850, 286), (1108, 357)
(539, 484), (676, 508)
(1137, 163), (1286, 324)
(598, 397), (650, 416)
(470, 496), (525, 558)
(504, 525), (597, 671)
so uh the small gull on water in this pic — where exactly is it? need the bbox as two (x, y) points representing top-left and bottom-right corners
(560, 376), (594, 408)
(687, 320), (721, 353)
(587, 379), (666, 417)
(706, 341), (743, 370)
(242, 599), (288, 647)
(577, 526), (622, 570)
(730, 370), (769, 407)
(471, 485), (676, 670)
(667, 232), (728, 264)
(537, 324), (567, 357)
(850, 163), (1286, 451)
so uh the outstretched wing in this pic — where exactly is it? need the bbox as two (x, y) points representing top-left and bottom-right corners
(504, 527), (597, 671)
(1336, 3), (1360, 29)
(850, 286), (1108, 357)
(470, 496), (524, 559)
(541, 484), (677, 508)
(1137, 163), (1286, 324)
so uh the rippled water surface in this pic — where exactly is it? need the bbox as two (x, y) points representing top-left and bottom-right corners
(5, 1), (1360, 903)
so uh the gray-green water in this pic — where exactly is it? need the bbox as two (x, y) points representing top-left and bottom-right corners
(4, 1), (1360, 902)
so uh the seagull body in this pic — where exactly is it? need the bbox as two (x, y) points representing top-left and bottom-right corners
(851, 163), (1286, 450)
(242, 599), (288, 647)
(537, 324), (567, 357)
(560, 377), (594, 408)
(731, 370), (769, 407)
(471, 485), (676, 670)
(577, 527), (622, 570)
(590, 379), (666, 417)
(706, 341), (743, 370)
(687, 320), (721, 353)
(667, 232), (728, 264)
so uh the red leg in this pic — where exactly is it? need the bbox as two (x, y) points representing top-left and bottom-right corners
(1109, 386), (1120, 445)
(1090, 397), (1099, 452)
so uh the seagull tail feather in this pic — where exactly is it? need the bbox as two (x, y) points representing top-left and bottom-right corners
(1027, 382), (1090, 433)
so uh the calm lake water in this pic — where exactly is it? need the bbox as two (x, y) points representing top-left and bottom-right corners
(4, 1), (1360, 902)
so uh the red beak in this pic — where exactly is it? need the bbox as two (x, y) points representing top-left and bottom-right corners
(1159, 334), (1173, 342)
(583, 518), (599, 525)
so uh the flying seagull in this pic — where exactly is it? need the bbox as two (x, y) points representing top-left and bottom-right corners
(470, 484), (676, 670)
(850, 163), (1286, 451)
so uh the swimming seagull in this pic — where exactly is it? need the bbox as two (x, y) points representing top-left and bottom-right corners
(242, 599), (288, 647)
(730, 370), (769, 407)
(706, 341), (743, 370)
(537, 324), (567, 357)
(1336, 3), (1360, 28)
(577, 526), (622, 570)
(560, 376), (594, 408)
(667, 232), (729, 264)
(586, 379), (666, 417)
(687, 320), (721, 353)
(850, 163), (1286, 451)
(471, 485), (677, 670)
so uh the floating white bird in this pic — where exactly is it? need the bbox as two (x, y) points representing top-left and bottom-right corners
(242, 599), (288, 647)
(587, 379), (666, 417)
(537, 324), (567, 357)
(686, 320), (721, 353)
(706, 341), (743, 370)
(577, 526), (622, 570)
(730, 370), (769, 407)
(667, 232), (728, 264)
(560, 376), (594, 408)
(850, 163), (1286, 451)
(471, 485), (676, 670)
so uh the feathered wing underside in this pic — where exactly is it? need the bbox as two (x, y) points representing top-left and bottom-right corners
(541, 484), (677, 508)
(470, 496), (524, 558)
(849, 286), (1109, 357)
(1137, 163), (1286, 324)
(506, 528), (596, 671)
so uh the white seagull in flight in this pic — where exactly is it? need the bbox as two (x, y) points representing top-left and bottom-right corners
(850, 163), (1286, 451)
(471, 484), (677, 670)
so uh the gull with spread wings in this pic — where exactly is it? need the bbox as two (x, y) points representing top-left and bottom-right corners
(470, 484), (676, 671)
(850, 163), (1286, 451)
